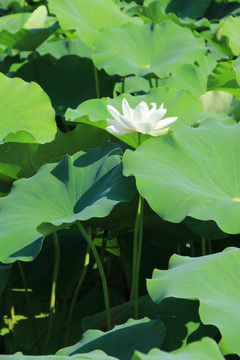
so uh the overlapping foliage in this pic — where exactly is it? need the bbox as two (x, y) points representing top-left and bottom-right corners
(1, 0), (240, 359)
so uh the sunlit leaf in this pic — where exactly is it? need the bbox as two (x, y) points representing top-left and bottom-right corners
(0, 142), (135, 263)
(92, 21), (206, 77)
(48, 0), (141, 48)
(147, 247), (240, 355)
(57, 318), (165, 360)
(123, 119), (240, 234)
(0, 6), (58, 50)
(133, 338), (224, 360)
(66, 87), (228, 149)
(0, 72), (56, 144)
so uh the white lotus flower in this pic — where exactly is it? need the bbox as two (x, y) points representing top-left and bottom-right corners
(106, 99), (178, 137)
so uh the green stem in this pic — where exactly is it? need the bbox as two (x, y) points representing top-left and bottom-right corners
(208, 239), (212, 254)
(148, 75), (153, 89)
(28, 326), (48, 355)
(190, 239), (195, 257)
(130, 200), (140, 301)
(201, 237), (206, 256)
(77, 222), (112, 330)
(134, 196), (144, 319)
(64, 243), (90, 346)
(93, 64), (100, 98)
(18, 261), (42, 354)
(121, 77), (125, 93)
(155, 78), (159, 87)
(43, 232), (61, 354)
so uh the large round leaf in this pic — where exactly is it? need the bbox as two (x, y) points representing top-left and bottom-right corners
(92, 21), (206, 78)
(66, 87), (229, 149)
(57, 318), (165, 360)
(147, 247), (240, 355)
(166, 56), (216, 97)
(0, 142), (135, 263)
(12, 56), (116, 115)
(133, 338), (224, 360)
(207, 60), (240, 98)
(48, 0), (141, 48)
(0, 6), (58, 51)
(144, 0), (211, 19)
(0, 352), (118, 360)
(0, 125), (109, 194)
(123, 119), (240, 234)
(83, 296), (217, 353)
(221, 15), (240, 56)
(0, 72), (56, 144)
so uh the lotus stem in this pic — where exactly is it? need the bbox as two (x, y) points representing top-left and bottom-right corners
(18, 261), (42, 354)
(64, 243), (90, 346)
(121, 77), (125, 93)
(134, 195), (144, 319)
(93, 63), (100, 98)
(201, 237), (206, 256)
(43, 232), (61, 354)
(77, 222), (112, 330)
(148, 75), (153, 88)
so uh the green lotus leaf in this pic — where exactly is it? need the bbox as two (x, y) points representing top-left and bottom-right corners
(36, 37), (91, 60)
(200, 90), (240, 122)
(92, 21), (206, 78)
(0, 351), (118, 360)
(147, 247), (240, 355)
(233, 55), (240, 86)
(57, 318), (165, 360)
(66, 87), (228, 149)
(207, 60), (240, 98)
(123, 119), (240, 234)
(83, 296), (217, 353)
(185, 218), (227, 241)
(113, 76), (150, 97)
(0, 125), (110, 194)
(144, 0), (211, 19)
(200, 25), (233, 58)
(133, 338), (224, 360)
(48, 0), (141, 48)
(13, 56), (116, 115)
(0, 142), (135, 263)
(221, 15), (240, 56)
(0, 6), (58, 51)
(134, 2), (212, 31)
(166, 56), (216, 97)
(0, 72), (56, 144)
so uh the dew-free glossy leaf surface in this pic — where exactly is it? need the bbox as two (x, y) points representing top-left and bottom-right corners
(48, 0), (140, 48)
(207, 61), (240, 98)
(58, 318), (165, 360)
(83, 296), (217, 352)
(0, 142), (135, 263)
(66, 87), (227, 148)
(221, 15), (240, 56)
(92, 21), (206, 77)
(200, 90), (240, 121)
(13, 56), (116, 115)
(0, 6), (58, 50)
(0, 72), (56, 144)
(0, 125), (109, 194)
(0, 352), (118, 360)
(133, 338), (224, 360)
(144, 0), (211, 19)
(123, 120), (240, 234)
(147, 247), (240, 355)
(166, 56), (216, 97)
